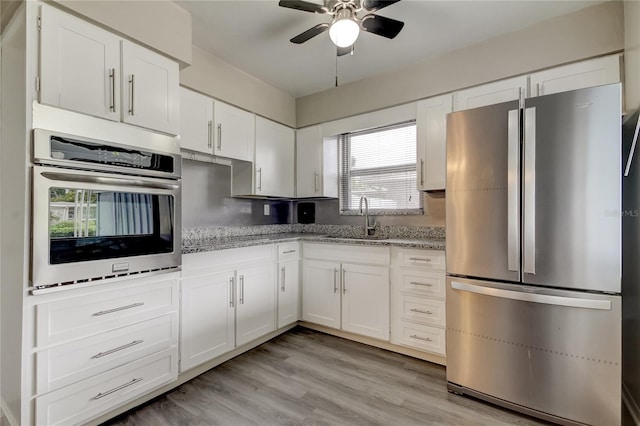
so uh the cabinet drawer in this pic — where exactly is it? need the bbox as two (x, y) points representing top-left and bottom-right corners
(278, 242), (300, 262)
(392, 321), (446, 355)
(392, 268), (446, 299)
(36, 313), (177, 395)
(35, 348), (177, 426)
(393, 248), (445, 270)
(35, 277), (178, 347)
(395, 295), (445, 327)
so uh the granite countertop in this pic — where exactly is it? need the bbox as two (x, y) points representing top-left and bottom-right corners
(183, 231), (446, 254)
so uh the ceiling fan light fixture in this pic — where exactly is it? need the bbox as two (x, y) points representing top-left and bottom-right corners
(329, 10), (360, 48)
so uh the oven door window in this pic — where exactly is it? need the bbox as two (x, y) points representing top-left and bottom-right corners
(49, 188), (174, 264)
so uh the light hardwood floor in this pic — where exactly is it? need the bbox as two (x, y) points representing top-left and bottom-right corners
(104, 327), (549, 426)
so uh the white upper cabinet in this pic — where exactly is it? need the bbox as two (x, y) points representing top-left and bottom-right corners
(40, 4), (121, 122)
(453, 76), (528, 112)
(296, 125), (323, 197)
(529, 55), (621, 97)
(416, 94), (452, 191)
(214, 101), (255, 162)
(39, 4), (180, 135)
(179, 87), (214, 154)
(255, 117), (295, 197)
(121, 41), (179, 135)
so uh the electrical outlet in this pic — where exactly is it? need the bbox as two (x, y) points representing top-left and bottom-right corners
(264, 204), (270, 216)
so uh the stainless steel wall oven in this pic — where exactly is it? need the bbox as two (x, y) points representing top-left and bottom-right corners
(31, 129), (182, 289)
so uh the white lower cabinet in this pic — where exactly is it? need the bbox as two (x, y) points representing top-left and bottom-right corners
(277, 242), (300, 328)
(391, 248), (446, 357)
(179, 246), (278, 372)
(31, 273), (180, 425)
(302, 243), (390, 341)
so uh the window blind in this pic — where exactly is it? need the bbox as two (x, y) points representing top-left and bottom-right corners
(339, 121), (421, 212)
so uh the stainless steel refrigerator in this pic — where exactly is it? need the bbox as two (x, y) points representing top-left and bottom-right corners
(445, 83), (622, 426)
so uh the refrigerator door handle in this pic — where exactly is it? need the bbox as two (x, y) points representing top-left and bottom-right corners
(523, 107), (536, 275)
(450, 281), (612, 310)
(507, 109), (520, 272)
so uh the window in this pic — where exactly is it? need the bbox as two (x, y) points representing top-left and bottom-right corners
(339, 121), (422, 214)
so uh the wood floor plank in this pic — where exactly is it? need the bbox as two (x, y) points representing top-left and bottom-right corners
(104, 327), (549, 426)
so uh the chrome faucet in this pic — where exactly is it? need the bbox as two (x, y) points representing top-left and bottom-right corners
(359, 196), (376, 236)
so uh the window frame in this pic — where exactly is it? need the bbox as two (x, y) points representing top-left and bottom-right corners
(338, 120), (423, 216)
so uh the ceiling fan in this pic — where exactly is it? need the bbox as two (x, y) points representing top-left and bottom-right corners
(279, 0), (404, 56)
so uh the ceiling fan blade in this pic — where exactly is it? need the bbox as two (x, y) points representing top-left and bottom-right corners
(279, 0), (327, 14)
(361, 14), (404, 39)
(337, 46), (353, 57)
(362, 0), (401, 13)
(290, 23), (330, 44)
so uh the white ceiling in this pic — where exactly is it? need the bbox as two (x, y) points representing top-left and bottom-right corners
(176, 0), (605, 98)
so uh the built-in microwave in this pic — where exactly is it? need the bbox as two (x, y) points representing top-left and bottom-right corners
(31, 129), (182, 290)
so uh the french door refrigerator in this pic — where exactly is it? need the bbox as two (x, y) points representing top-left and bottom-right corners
(445, 83), (621, 426)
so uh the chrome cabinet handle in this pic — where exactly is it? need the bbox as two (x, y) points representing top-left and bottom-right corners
(92, 377), (142, 400)
(410, 308), (432, 315)
(239, 275), (244, 304)
(208, 120), (213, 149)
(282, 249), (296, 254)
(409, 257), (431, 262)
(410, 335), (432, 342)
(342, 268), (347, 294)
(281, 267), (286, 292)
(229, 277), (234, 307)
(536, 83), (541, 96)
(217, 123), (222, 150)
(524, 107), (536, 275)
(333, 268), (338, 293)
(109, 68), (116, 112)
(420, 158), (424, 187)
(128, 74), (135, 116)
(410, 281), (432, 287)
(507, 109), (520, 272)
(314, 172), (319, 192)
(92, 339), (143, 359)
(257, 168), (262, 191)
(92, 302), (144, 316)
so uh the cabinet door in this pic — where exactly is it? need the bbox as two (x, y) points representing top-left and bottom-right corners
(277, 259), (300, 328)
(40, 4), (120, 122)
(179, 87), (214, 154)
(296, 125), (323, 197)
(416, 95), (452, 191)
(214, 101), (255, 161)
(121, 40), (179, 135)
(255, 117), (295, 197)
(302, 259), (341, 329)
(530, 55), (620, 97)
(180, 270), (235, 372)
(453, 76), (528, 112)
(236, 263), (276, 346)
(341, 263), (390, 341)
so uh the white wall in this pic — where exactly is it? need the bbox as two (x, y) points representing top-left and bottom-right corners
(180, 46), (297, 128)
(297, 1), (624, 127)
(52, 0), (192, 67)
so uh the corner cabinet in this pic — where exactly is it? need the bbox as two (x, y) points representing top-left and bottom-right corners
(179, 87), (254, 161)
(39, 4), (179, 135)
(295, 125), (338, 198)
(254, 117), (295, 197)
(416, 95), (452, 191)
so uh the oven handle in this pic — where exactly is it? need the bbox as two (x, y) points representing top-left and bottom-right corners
(40, 171), (179, 191)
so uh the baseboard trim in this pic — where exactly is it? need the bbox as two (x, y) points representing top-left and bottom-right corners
(298, 322), (446, 366)
(86, 323), (297, 426)
(623, 383), (640, 425)
(0, 398), (19, 426)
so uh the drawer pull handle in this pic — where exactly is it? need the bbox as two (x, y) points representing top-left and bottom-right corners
(92, 302), (144, 316)
(409, 257), (432, 262)
(282, 249), (297, 254)
(410, 334), (432, 342)
(92, 377), (143, 400)
(410, 308), (432, 315)
(92, 340), (144, 359)
(410, 281), (432, 287)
